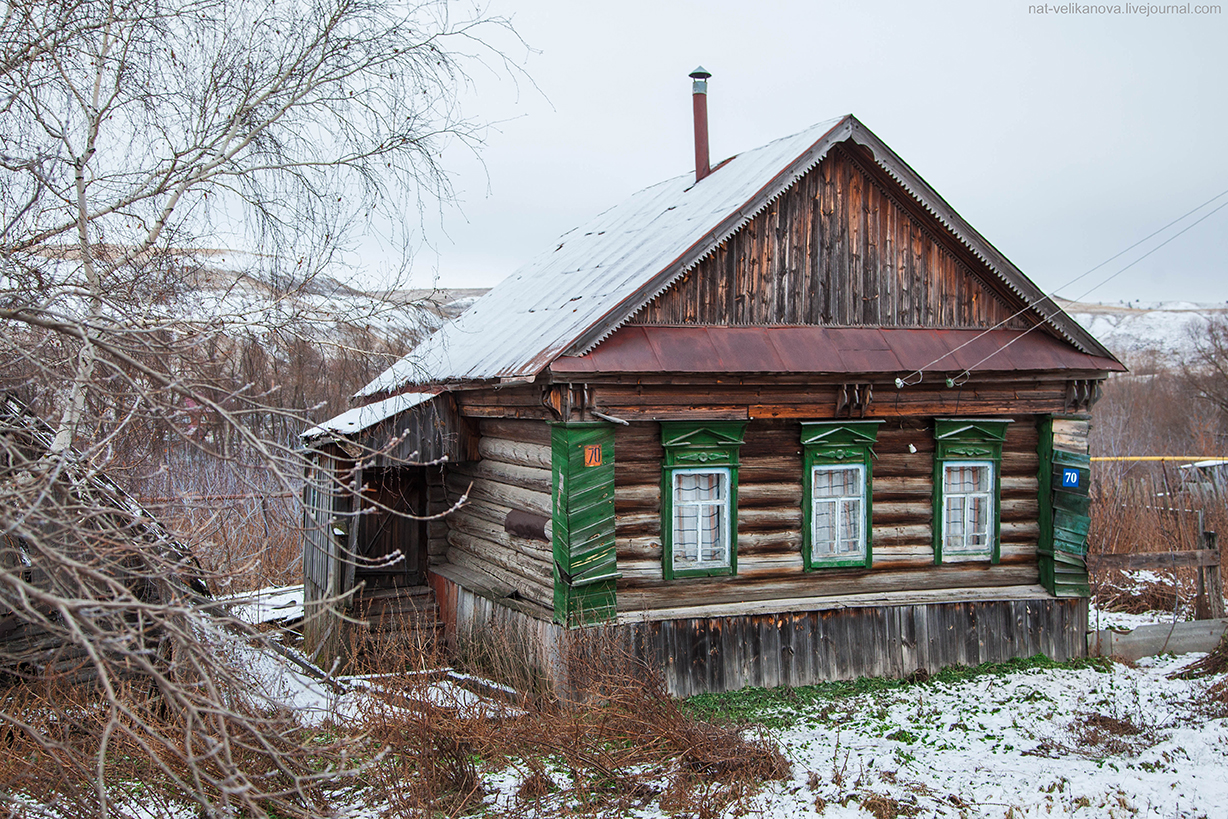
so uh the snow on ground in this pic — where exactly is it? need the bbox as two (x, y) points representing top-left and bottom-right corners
(737, 654), (1225, 819)
(219, 583), (305, 625)
(211, 588), (1228, 818)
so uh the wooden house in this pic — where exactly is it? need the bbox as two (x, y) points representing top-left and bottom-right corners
(301, 73), (1123, 694)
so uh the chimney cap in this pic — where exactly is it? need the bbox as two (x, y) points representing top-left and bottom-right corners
(689, 66), (712, 80)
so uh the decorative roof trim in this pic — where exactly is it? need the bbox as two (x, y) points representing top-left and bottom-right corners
(567, 116), (1115, 364)
(566, 118), (857, 356)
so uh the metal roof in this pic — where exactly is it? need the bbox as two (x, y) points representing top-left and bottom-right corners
(548, 326), (1126, 376)
(302, 392), (436, 440)
(357, 115), (1118, 398)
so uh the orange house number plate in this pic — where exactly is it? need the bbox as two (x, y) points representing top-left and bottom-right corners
(583, 445), (603, 467)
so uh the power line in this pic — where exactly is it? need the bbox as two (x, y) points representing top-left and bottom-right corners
(895, 185), (1228, 388)
(943, 196), (1228, 383)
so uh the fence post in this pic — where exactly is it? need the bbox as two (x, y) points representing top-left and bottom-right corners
(1202, 531), (1225, 620)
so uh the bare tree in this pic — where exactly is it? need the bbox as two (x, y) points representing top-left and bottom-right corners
(0, 0), (520, 815)
(1184, 314), (1228, 431)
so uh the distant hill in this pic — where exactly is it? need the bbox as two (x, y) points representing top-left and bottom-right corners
(1058, 298), (1228, 368)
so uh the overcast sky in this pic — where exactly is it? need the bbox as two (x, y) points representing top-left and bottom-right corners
(371, 0), (1228, 306)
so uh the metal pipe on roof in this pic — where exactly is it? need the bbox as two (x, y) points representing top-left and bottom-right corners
(690, 66), (712, 182)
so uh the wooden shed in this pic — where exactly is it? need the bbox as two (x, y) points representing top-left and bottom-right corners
(302, 83), (1123, 693)
(0, 394), (209, 684)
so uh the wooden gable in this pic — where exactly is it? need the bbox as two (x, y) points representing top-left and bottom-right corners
(629, 142), (1035, 331)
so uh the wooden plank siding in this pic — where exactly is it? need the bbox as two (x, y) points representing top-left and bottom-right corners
(613, 418), (1041, 613)
(459, 378), (1102, 424)
(629, 145), (1031, 330)
(629, 598), (1087, 697)
(442, 418), (555, 612)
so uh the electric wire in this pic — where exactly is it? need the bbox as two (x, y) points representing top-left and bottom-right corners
(945, 196), (1228, 383)
(894, 186), (1228, 387)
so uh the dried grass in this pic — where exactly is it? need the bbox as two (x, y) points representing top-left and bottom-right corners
(351, 624), (789, 818)
(1070, 710), (1151, 758)
(1169, 633), (1228, 679)
(860, 791), (918, 819)
(1089, 463), (1221, 617)
(0, 674), (348, 818)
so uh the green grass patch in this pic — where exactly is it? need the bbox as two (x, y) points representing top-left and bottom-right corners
(680, 655), (1113, 728)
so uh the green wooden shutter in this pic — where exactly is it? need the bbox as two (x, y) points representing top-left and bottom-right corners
(551, 422), (618, 625)
(1038, 416), (1092, 597)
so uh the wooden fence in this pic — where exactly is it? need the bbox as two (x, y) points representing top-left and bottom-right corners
(1088, 530), (1225, 620)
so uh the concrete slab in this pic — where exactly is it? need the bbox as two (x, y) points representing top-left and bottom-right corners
(1089, 619), (1228, 661)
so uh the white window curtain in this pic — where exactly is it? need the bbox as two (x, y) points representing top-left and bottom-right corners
(672, 469), (730, 570)
(942, 461), (993, 554)
(812, 464), (865, 560)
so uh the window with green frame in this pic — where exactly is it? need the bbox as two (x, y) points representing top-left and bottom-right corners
(932, 419), (1011, 564)
(801, 421), (881, 569)
(660, 421), (747, 579)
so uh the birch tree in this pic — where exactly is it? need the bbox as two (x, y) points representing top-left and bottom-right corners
(0, 0), (518, 814)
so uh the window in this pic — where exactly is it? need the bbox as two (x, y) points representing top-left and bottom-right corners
(660, 421), (747, 579)
(941, 461), (994, 555)
(671, 468), (731, 571)
(812, 464), (866, 560)
(801, 421), (880, 569)
(933, 419), (1010, 564)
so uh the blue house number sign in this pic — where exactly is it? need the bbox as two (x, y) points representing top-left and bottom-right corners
(1062, 468), (1081, 488)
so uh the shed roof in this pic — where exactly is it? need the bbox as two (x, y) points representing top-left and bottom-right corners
(358, 115), (1116, 397)
(302, 391), (437, 440)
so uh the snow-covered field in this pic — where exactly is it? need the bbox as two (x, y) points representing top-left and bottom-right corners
(739, 653), (1224, 819)
(226, 585), (1227, 819)
(1061, 298), (1228, 366)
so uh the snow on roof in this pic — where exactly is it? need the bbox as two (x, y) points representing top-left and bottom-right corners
(302, 392), (436, 440)
(1181, 459), (1228, 470)
(357, 117), (850, 396)
(357, 114), (1117, 398)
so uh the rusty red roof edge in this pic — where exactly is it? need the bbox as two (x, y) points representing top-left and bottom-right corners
(548, 326), (1125, 376)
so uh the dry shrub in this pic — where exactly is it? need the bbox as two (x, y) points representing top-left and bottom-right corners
(1088, 462), (1220, 616)
(352, 632), (491, 818)
(1071, 711), (1150, 757)
(354, 624), (789, 817)
(1169, 633), (1228, 679)
(660, 772), (752, 819)
(557, 628), (790, 781)
(515, 761), (554, 802)
(860, 791), (918, 819)
(1196, 678), (1228, 717)
(0, 670), (348, 818)
(1094, 569), (1185, 615)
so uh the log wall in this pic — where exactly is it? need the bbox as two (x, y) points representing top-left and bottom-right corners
(457, 377), (1097, 423)
(614, 418), (1041, 613)
(443, 418), (555, 611)
(630, 145), (1031, 330)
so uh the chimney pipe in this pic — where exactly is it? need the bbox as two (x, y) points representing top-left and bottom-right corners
(690, 66), (712, 182)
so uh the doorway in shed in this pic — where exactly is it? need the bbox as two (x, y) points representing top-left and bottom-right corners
(355, 466), (428, 589)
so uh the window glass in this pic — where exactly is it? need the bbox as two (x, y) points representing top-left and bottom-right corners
(672, 469), (730, 569)
(812, 464), (865, 560)
(943, 461), (993, 554)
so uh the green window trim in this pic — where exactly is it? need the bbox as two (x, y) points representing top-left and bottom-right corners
(800, 421), (882, 570)
(932, 418), (1011, 565)
(660, 421), (747, 580)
